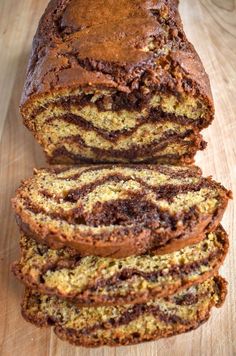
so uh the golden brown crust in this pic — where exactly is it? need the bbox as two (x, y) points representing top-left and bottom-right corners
(20, 0), (213, 109)
(19, 0), (214, 164)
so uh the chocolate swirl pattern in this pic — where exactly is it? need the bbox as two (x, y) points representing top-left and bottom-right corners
(11, 0), (231, 348)
(12, 226), (228, 305)
(21, 276), (227, 347)
(12, 165), (231, 257)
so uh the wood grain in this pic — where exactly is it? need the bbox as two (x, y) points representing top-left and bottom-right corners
(0, 1), (235, 355)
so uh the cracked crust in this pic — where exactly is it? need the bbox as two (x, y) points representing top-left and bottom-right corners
(20, 0), (214, 164)
(20, 0), (213, 108)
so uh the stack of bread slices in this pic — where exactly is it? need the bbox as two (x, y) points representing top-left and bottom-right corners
(12, 0), (232, 348)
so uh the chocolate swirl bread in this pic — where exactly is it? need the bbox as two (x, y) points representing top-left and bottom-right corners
(21, 276), (227, 347)
(20, 0), (214, 164)
(12, 165), (231, 257)
(12, 226), (228, 305)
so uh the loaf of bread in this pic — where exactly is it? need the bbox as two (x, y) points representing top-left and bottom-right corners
(13, 226), (228, 305)
(20, 0), (213, 164)
(21, 276), (227, 347)
(12, 165), (231, 257)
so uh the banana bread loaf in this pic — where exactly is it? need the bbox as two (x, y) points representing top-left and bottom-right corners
(21, 276), (227, 347)
(20, 0), (213, 164)
(12, 226), (228, 305)
(12, 165), (231, 257)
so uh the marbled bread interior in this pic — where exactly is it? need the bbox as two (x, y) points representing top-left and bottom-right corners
(12, 226), (228, 306)
(21, 276), (227, 347)
(12, 165), (231, 257)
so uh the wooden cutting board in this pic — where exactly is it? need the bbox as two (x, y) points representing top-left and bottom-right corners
(0, 1), (235, 355)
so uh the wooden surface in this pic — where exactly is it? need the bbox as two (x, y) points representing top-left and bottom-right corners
(0, 1), (235, 355)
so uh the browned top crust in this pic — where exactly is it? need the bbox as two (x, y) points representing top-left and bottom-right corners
(20, 0), (213, 114)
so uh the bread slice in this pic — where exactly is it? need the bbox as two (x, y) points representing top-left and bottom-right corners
(12, 165), (231, 257)
(12, 226), (228, 306)
(20, 0), (213, 164)
(21, 276), (227, 347)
